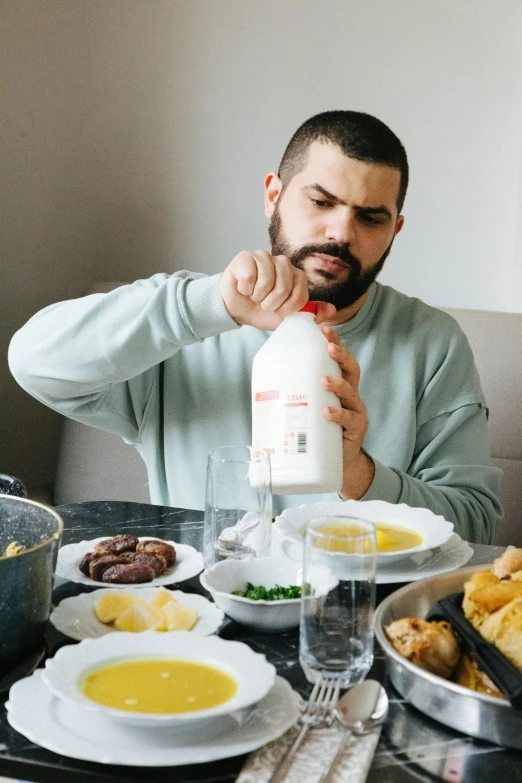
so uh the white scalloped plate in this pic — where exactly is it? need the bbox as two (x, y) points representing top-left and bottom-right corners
(372, 533), (473, 583)
(273, 499), (455, 565)
(272, 529), (473, 584)
(49, 588), (224, 640)
(56, 536), (204, 588)
(41, 631), (276, 728)
(7, 672), (298, 766)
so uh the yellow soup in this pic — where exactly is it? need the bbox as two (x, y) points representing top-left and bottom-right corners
(82, 658), (238, 714)
(314, 523), (423, 553)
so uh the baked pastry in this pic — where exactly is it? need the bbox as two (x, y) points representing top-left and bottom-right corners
(475, 597), (522, 673)
(384, 617), (461, 679)
(492, 548), (522, 579)
(462, 571), (500, 628)
(463, 570), (522, 626)
(453, 653), (503, 698)
(462, 548), (522, 674)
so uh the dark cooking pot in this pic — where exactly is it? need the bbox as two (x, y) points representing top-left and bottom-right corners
(0, 495), (63, 665)
(0, 473), (27, 498)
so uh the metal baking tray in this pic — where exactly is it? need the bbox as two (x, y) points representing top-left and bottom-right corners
(374, 564), (522, 750)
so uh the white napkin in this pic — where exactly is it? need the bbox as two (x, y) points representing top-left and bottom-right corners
(217, 512), (263, 557)
(236, 692), (381, 783)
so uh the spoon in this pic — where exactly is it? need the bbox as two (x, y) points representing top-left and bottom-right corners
(318, 679), (388, 783)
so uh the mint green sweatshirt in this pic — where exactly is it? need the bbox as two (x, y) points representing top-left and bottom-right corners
(8, 272), (502, 543)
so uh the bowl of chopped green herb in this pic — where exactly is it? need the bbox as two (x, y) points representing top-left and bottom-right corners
(199, 556), (302, 631)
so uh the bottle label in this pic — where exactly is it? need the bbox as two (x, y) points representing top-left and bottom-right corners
(255, 391), (279, 402)
(282, 398), (309, 455)
(253, 390), (309, 459)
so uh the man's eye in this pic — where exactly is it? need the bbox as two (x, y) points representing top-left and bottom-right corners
(359, 213), (382, 225)
(311, 198), (330, 208)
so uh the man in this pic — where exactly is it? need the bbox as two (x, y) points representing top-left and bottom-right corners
(9, 110), (502, 542)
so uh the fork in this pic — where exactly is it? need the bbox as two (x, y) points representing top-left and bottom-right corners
(267, 676), (341, 783)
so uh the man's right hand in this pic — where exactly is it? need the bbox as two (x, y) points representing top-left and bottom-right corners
(220, 251), (336, 330)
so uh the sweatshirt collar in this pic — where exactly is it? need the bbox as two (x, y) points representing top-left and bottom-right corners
(332, 282), (380, 337)
(261, 282), (380, 337)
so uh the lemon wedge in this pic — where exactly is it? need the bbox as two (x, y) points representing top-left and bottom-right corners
(161, 602), (199, 631)
(149, 587), (179, 610)
(94, 588), (198, 632)
(94, 591), (141, 624)
(375, 529), (401, 551)
(113, 601), (164, 632)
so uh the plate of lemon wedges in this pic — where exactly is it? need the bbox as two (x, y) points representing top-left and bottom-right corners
(50, 587), (225, 641)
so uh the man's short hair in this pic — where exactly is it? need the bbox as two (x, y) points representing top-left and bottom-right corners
(278, 110), (409, 212)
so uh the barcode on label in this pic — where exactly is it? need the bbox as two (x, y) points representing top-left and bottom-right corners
(297, 432), (307, 454)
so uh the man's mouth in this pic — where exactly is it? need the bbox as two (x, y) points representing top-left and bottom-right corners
(310, 254), (349, 273)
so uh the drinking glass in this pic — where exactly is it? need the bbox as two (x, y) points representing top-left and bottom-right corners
(203, 446), (272, 568)
(299, 516), (376, 686)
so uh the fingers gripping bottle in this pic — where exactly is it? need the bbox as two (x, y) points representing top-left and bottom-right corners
(251, 302), (343, 495)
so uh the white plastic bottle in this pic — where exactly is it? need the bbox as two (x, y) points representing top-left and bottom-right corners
(251, 302), (343, 495)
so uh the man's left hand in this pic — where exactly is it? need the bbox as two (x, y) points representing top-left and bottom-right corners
(320, 326), (375, 499)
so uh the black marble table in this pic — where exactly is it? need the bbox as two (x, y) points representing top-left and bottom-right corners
(0, 500), (521, 783)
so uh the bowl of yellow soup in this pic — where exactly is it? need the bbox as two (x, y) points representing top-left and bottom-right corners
(273, 500), (454, 565)
(41, 630), (276, 727)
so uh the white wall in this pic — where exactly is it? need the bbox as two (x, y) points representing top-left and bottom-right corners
(513, 121), (522, 312)
(2, 0), (522, 491)
(157, 0), (522, 312)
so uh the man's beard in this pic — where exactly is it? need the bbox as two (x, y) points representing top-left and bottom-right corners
(269, 204), (392, 310)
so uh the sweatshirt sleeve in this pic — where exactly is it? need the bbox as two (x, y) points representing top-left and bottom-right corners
(8, 271), (239, 443)
(361, 402), (503, 544)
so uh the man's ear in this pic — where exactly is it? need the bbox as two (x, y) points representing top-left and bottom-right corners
(264, 172), (282, 218)
(394, 215), (405, 236)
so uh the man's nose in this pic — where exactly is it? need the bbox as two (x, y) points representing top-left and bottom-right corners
(325, 210), (356, 244)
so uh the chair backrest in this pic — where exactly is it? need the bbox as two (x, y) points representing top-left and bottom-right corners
(53, 283), (151, 506)
(53, 420), (150, 505)
(440, 307), (522, 546)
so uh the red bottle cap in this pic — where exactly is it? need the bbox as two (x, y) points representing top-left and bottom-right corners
(299, 302), (318, 315)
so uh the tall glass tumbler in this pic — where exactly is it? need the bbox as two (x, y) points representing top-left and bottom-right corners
(204, 446), (272, 568)
(299, 516), (376, 686)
